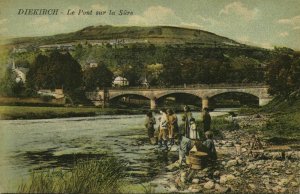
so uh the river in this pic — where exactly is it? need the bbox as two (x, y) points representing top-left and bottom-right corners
(0, 108), (236, 192)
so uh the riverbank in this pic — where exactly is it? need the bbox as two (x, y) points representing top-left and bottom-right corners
(149, 130), (300, 193)
(147, 112), (300, 193)
(0, 106), (148, 120)
(141, 97), (300, 193)
(238, 96), (300, 143)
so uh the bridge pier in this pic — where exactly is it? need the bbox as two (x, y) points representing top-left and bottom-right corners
(202, 97), (209, 110)
(259, 97), (273, 106)
(150, 98), (157, 110)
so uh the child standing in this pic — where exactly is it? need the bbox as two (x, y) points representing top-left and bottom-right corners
(189, 118), (198, 140)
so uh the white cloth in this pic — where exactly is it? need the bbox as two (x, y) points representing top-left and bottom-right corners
(190, 123), (197, 139)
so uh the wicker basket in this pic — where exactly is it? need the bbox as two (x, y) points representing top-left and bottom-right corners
(186, 156), (191, 165)
(188, 151), (209, 169)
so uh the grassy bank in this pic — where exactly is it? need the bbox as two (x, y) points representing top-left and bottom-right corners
(259, 96), (300, 143)
(0, 106), (148, 120)
(193, 95), (300, 143)
(237, 96), (300, 143)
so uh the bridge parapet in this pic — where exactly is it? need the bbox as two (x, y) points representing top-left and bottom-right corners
(108, 84), (269, 90)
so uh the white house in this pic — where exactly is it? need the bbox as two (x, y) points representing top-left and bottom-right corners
(37, 89), (65, 99)
(113, 76), (129, 87)
(12, 61), (29, 83)
(14, 68), (29, 83)
(89, 62), (98, 68)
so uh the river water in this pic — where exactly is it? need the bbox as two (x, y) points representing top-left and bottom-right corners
(0, 108), (236, 192)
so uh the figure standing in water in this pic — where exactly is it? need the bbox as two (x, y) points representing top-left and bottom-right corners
(158, 108), (169, 150)
(145, 111), (156, 140)
(167, 109), (178, 145)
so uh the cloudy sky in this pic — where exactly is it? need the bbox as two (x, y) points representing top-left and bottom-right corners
(0, 0), (300, 50)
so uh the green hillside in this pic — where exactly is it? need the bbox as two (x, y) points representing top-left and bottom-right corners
(10, 25), (244, 47)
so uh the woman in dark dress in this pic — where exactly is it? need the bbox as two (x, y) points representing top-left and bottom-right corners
(145, 111), (156, 139)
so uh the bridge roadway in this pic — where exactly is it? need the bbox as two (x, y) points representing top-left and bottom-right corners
(86, 84), (273, 109)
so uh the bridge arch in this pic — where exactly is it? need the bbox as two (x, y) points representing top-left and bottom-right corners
(109, 93), (150, 101)
(205, 88), (266, 99)
(155, 91), (202, 101)
(109, 92), (151, 100)
(109, 93), (151, 109)
(209, 91), (259, 108)
(155, 92), (202, 110)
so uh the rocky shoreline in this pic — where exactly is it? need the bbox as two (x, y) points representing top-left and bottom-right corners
(148, 114), (300, 193)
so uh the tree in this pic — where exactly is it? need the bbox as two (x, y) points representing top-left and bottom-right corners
(145, 63), (164, 85)
(231, 56), (262, 83)
(115, 64), (140, 86)
(180, 59), (198, 84)
(83, 63), (114, 91)
(160, 61), (182, 86)
(73, 44), (84, 60)
(27, 51), (82, 92)
(266, 48), (300, 97)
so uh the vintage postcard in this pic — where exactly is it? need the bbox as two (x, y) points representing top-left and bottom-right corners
(0, 0), (299, 193)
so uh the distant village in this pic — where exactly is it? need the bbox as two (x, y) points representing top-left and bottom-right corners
(12, 36), (251, 54)
(13, 38), (151, 53)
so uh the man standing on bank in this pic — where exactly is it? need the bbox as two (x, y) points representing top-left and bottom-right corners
(202, 107), (211, 132)
(182, 105), (193, 138)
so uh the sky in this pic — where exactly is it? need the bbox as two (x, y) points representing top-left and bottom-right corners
(0, 0), (300, 50)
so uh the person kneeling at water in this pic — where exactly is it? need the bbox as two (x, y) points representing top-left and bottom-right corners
(202, 131), (217, 161)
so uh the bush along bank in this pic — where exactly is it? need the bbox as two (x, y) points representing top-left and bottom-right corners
(0, 106), (150, 120)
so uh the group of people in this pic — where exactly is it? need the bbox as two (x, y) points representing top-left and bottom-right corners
(182, 105), (212, 139)
(144, 105), (217, 163)
(145, 108), (179, 150)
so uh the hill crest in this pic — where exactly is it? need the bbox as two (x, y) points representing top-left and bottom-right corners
(10, 25), (247, 48)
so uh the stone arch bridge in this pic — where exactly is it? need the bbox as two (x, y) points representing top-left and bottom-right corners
(86, 85), (273, 110)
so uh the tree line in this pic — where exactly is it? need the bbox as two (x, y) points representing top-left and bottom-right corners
(266, 47), (300, 97)
(0, 46), (299, 103)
